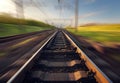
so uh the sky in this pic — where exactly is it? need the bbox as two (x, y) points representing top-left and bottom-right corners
(0, 0), (120, 27)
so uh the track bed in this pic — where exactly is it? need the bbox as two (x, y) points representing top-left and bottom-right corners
(23, 31), (97, 83)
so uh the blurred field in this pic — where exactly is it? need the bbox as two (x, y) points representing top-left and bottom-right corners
(0, 14), (55, 37)
(66, 24), (120, 45)
(0, 23), (54, 37)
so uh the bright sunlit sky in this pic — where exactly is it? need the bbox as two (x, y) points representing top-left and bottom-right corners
(0, 0), (120, 26)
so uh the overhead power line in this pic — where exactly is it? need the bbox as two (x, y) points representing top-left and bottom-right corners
(31, 0), (55, 25)
(12, 0), (24, 19)
(75, 0), (79, 31)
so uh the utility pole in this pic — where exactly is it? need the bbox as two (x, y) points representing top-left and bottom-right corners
(13, 0), (24, 25)
(75, 0), (79, 32)
(14, 0), (24, 19)
(12, 0), (25, 29)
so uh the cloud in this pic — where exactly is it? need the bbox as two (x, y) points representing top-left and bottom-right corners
(79, 11), (103, 19)
(83, 0), (96, 5)
(87, 0), (96, 3)
(70, 10), (104, 19)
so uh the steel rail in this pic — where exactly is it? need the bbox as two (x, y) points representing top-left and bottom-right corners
(7, 30), (113, 83)
(7, 31), (57, 83)
(63, 31), (113, 83)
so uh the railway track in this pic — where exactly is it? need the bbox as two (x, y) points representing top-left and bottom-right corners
(4, 30), (112, 83)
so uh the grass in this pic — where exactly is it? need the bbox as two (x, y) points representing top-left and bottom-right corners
(11, 37), (38, 49)
(78, 24), (120, 32)
(0, 52), (6, 57)
(0, 22), (54, 57)
(0, 35), (39, 57)
(0, 23), (54, 37)
(66, 24), (120, 45)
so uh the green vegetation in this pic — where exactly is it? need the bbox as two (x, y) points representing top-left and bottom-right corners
(0, 52), (6, 57)
(78, 24), (120, 32)
(0, 23), (53, 37)
(66, 24), (120, 45)
(0, 14), (55, 37)
(11, 37), (38, 48)
(0, 14), (54, 28)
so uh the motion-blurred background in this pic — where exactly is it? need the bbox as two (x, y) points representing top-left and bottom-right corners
(0, 0), (120, 68)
